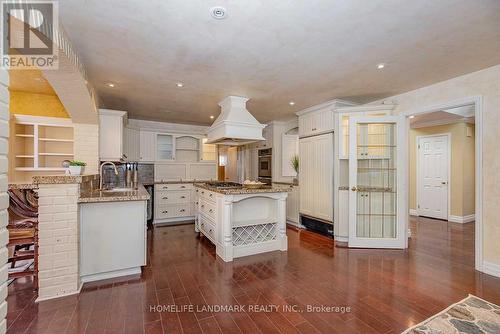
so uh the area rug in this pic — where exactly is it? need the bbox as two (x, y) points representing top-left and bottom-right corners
(403, 295), (500, 334)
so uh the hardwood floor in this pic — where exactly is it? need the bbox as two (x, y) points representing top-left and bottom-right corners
(6, 216), (500, 333)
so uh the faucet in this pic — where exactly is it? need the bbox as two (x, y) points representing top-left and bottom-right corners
(99, 161), (119, 190)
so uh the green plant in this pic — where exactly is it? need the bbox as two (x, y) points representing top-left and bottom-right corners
(69, 160), (87, 167)
(290, 155), (299, 173)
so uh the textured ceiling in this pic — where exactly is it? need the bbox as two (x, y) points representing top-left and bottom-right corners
(60, 0), (500, 125)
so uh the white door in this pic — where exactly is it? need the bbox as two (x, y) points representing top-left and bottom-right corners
(417, 135), (449, 220)
(348, 116), (407, 248)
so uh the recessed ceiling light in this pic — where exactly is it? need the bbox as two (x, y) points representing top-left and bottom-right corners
(210, 6), (227, 19)
(409, 115), (415, 119)
(176, 82), (184, 88)
(210, 115), (215, 119)
(377, 63), (385, 69)
(106, 83), (115, 88)
(289, 101), (295, 106)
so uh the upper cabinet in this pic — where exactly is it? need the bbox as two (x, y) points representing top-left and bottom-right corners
(157, 134), (174, 160)
(123, 126), (140, 161)
(336, 105), (395, 159)
(298, 108), (334, 138)
(99, 109), (127, 161)
(139, 131), (156, 162)
(175, 136), (198, 162)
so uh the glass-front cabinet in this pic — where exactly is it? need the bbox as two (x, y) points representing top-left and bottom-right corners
(156, 134), (174, 160)
(338, 106), (393, 159)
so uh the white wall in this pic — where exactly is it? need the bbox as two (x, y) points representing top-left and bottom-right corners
(0, 68), (9, 334)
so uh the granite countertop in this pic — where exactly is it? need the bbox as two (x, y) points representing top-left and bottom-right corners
(78, 184), (150, 203)
(33, 174), (99, 184)
(154, 180), (214, 184)
(9, 182), (38, 190)
(194, 183), (290, 195)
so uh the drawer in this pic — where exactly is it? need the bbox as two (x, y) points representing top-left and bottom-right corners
(155, 204), (191, 219)
(156, 183), (193, 191)
(196, 188), (216, 202)
(156, 190), (191, 205)
(199, 198), (216, 220)
(199, 215), (216, 242)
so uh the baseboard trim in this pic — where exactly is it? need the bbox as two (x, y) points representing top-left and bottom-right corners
(448, 214), (475, 224)
(482, 261), (500, 278)
(80, 267), (142, 284)
(409, 209), (419, 216)
(334, 235), (348, 242)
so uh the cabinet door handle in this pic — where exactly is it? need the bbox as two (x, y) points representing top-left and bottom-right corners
(162, 210), (168, 213)
(162, 197), (168, 199)
(209, 209), (213, 213)
(181, 186), (186, 188)
(209, 193), (213, 197)
(180, 209), (185, 212)
(180, 196), (186, 199)
(201, 205), (205, 208)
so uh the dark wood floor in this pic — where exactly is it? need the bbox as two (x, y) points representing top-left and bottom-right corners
(6, 216), (500, 334)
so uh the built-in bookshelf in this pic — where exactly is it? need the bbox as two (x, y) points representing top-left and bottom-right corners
(13, 115), (74, 172)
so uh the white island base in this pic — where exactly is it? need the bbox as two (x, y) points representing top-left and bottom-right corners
(79, 200), (147, 283)
(195, 185), (288, 262)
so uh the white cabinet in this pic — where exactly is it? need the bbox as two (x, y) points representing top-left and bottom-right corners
(299, 133), (333, 222)
(298, 108), (334, 138)
(157, 134), (174, 160)
(154, 183), (195, 224)
(99, 109), (126, 161)
(337, 105), (394, 159)
(139, 131), (156, 162)
(123, 127), (140, 161)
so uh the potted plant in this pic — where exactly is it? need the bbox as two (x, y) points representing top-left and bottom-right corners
(68, 160), (86, 175)
(290, 155), (299, 184)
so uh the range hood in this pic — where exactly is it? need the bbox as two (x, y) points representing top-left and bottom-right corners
(206, 96), (265, 146)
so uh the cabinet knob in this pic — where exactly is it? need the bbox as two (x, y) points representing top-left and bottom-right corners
(209, 209), (213, 213)
(181, 196), (186, 198)
(180, 209), (185, 212)
(209, 193), (213, 197)
(351, 186), (357, 191)
(201, 205), (205, 208)
(162, 210), (168, 213)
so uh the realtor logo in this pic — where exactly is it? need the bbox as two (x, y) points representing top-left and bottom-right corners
(1, 0), (58, 69)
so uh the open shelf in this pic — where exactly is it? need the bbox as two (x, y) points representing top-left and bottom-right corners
(39, 138), (74, 142)
(39, 153), (74, 156)
(12, 115), (74, 172)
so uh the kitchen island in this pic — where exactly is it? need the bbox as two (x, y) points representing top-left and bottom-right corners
(79, 185), (150, 283)
(194, 182), (289, 262)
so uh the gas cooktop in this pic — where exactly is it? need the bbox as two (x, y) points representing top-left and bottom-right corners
(205, 181), (243, 189)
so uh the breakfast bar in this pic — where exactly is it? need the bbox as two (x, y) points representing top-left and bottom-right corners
(194, 182), (289, 262)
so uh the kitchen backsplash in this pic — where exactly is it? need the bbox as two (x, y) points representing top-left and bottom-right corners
(101, 163), (154, 187)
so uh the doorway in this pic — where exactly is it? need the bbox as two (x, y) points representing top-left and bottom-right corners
(416, 134), (450, 220)
(406, 97), (481, 270)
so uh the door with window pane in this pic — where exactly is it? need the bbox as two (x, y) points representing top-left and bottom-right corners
(348, 116), (407, 248)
